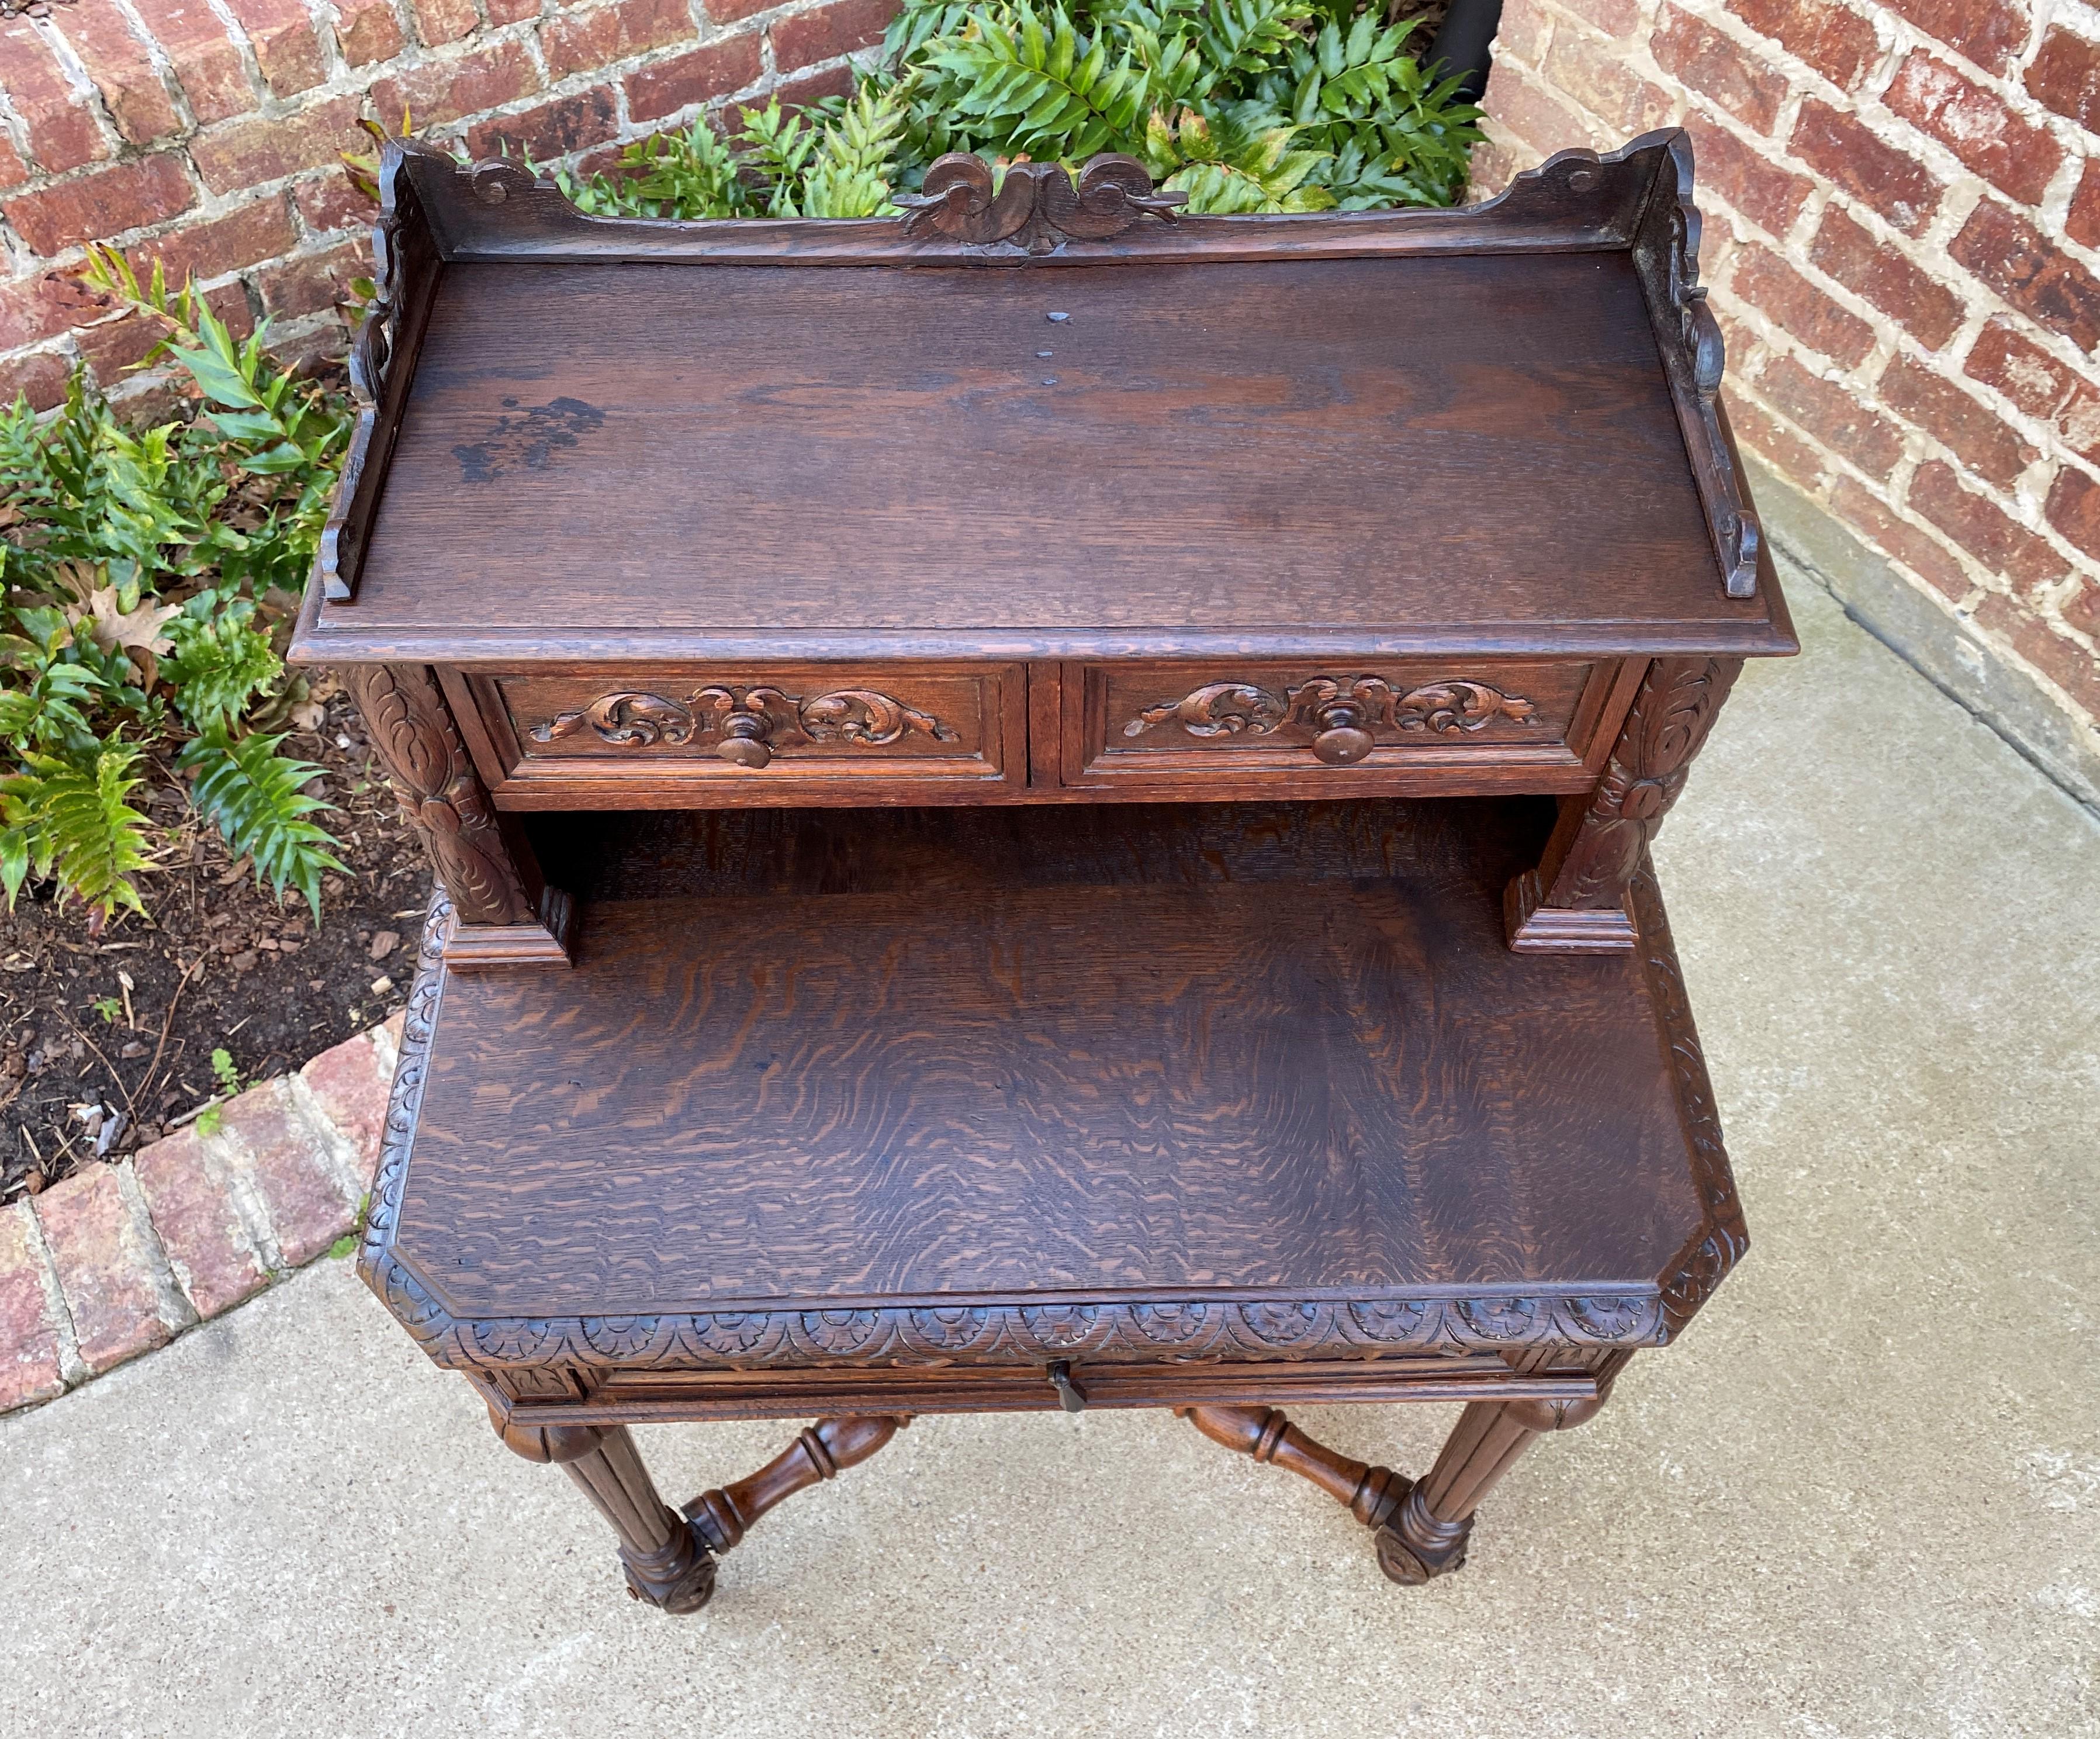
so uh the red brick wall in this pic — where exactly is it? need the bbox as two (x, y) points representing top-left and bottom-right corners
(1476, 0), (2100, 760)
(0, 0), (887, 408)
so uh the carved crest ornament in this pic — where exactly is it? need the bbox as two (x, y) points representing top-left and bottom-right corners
(897, 153), (1186, 253)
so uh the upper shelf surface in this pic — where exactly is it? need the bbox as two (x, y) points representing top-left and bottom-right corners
(315, 250), (1791, 659)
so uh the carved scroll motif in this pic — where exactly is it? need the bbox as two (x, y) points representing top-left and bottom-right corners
(897, 153), (1186, 254)
(346, 663), (538, 926)
(529, 686), (960, 751)
(1124, 676), (1541, 742)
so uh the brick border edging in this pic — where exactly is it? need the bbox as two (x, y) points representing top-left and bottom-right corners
(0, 1012), (404, 1414)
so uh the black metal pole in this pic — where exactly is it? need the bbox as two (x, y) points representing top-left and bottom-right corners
(1428, 0), (1506, 104)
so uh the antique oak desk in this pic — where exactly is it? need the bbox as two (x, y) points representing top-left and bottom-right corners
(292, 129), (1795, 1612)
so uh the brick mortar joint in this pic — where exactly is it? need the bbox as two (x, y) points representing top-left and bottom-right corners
(283, 1067), (375, 1206)
(13, 1195), (87, 1387)
(111, 1156), (201, 1333)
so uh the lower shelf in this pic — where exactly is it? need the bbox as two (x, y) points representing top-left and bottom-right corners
(363, 797), (1745, 1415)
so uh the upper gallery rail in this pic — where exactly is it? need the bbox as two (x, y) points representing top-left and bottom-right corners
(314, 129), (1759, 605)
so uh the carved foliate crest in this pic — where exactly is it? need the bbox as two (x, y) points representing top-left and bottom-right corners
(897, 153), (1186, 253)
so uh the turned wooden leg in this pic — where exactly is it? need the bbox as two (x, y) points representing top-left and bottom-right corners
(1373, 1384), (1618, 1586)
(492, 1411), (717, 1613)
(685, 1415), (909, 1553)
(1177, 1403), (1413, 1531)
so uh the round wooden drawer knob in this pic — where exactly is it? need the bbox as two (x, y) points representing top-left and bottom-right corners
(716, 718), (773, 768)
(1312, 707), (1374, 766)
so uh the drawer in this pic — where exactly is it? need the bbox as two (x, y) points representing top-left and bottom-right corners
(452, 663), (1025, 807)
(1063, 659), (1635, 794)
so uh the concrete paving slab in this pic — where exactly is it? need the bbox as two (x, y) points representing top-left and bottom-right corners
(2, 571), (2096, 1739)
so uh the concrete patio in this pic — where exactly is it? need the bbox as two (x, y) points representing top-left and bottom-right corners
(2, 566), (2095, 1739)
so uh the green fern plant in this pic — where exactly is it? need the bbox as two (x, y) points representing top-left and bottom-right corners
(561, 0), (1479, 220)
(1144, 105), (1333, 210)
(802, 86), (913, 217)
(178, 729), (346, 918)
(2, 260), (351, 925)
(0, 742), (153, 923)
(160, 589), (281, 735)
(561, 116), (754, 219)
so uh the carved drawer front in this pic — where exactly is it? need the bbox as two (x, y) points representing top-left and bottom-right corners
(1066, 659), (1632, 794)
(461, 663), (1023, 807)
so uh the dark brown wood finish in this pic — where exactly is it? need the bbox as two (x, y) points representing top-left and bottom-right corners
(362, 802), (1739, 1389)
(343, 662), (571, 964)
(456, 661), (1027, 807)
(306, 249), (1779, 659)
(686, 1415), (909, 1553)
(1065, 658), (1626, 793)
(1504, 655), (1742, 952)
(321, 154), (442, 604)
(329, 126), (1783, 1612)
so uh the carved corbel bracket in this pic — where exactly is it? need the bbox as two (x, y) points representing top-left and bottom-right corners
(345, 662), (573, 966)
(1506, 655), (1741, 953)
(897, 153), (1186, 254)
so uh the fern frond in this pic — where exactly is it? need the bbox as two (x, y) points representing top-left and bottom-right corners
(162, 591), (282, 734)
(560, 116), (753, 219)
(736, 101), (822, 215)
(928, 4), (1158, 160)
(1, 744), (153, 921)
(802, 85), (912, 217)
(178, 730), (345, 918)
(1149, 108), (1335, 211)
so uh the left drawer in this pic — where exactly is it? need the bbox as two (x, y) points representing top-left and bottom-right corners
(446, 664), (1026, 808)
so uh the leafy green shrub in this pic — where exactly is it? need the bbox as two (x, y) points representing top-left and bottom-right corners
(559, 0), (1480, 219)
(0, 260), (350, 925)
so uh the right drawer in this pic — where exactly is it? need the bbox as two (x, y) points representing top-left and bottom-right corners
(1062, 659), (1637, 794)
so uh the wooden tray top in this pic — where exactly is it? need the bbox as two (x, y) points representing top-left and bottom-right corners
(293, 130), (1792, 668)
(365, 800), (1743, 1377)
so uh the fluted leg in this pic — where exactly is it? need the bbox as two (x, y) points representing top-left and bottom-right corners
(1373, 1386), (1617, 1586)
(491, 1410), (717, 1613)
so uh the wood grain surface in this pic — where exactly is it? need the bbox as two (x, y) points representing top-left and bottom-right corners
(394, 800), (1706, 1324)
(334, 254), (1786, 656)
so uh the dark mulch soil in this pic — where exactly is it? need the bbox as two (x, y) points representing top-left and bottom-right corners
(2, 680), (422, 1205)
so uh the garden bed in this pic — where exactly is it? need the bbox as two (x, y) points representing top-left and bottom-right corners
(1, 679), (417, 1205)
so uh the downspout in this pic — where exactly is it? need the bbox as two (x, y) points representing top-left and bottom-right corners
(1428, 0), (1505, 104)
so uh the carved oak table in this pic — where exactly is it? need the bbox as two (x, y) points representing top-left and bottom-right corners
(292, 129), (1795, 1612)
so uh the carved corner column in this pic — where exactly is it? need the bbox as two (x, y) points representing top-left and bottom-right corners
(344, 663), (573, 967)
(1505, 656), (1742, 953)
(492, 1412), (718, 1613)
(1372, 1350), (1633, 1585)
